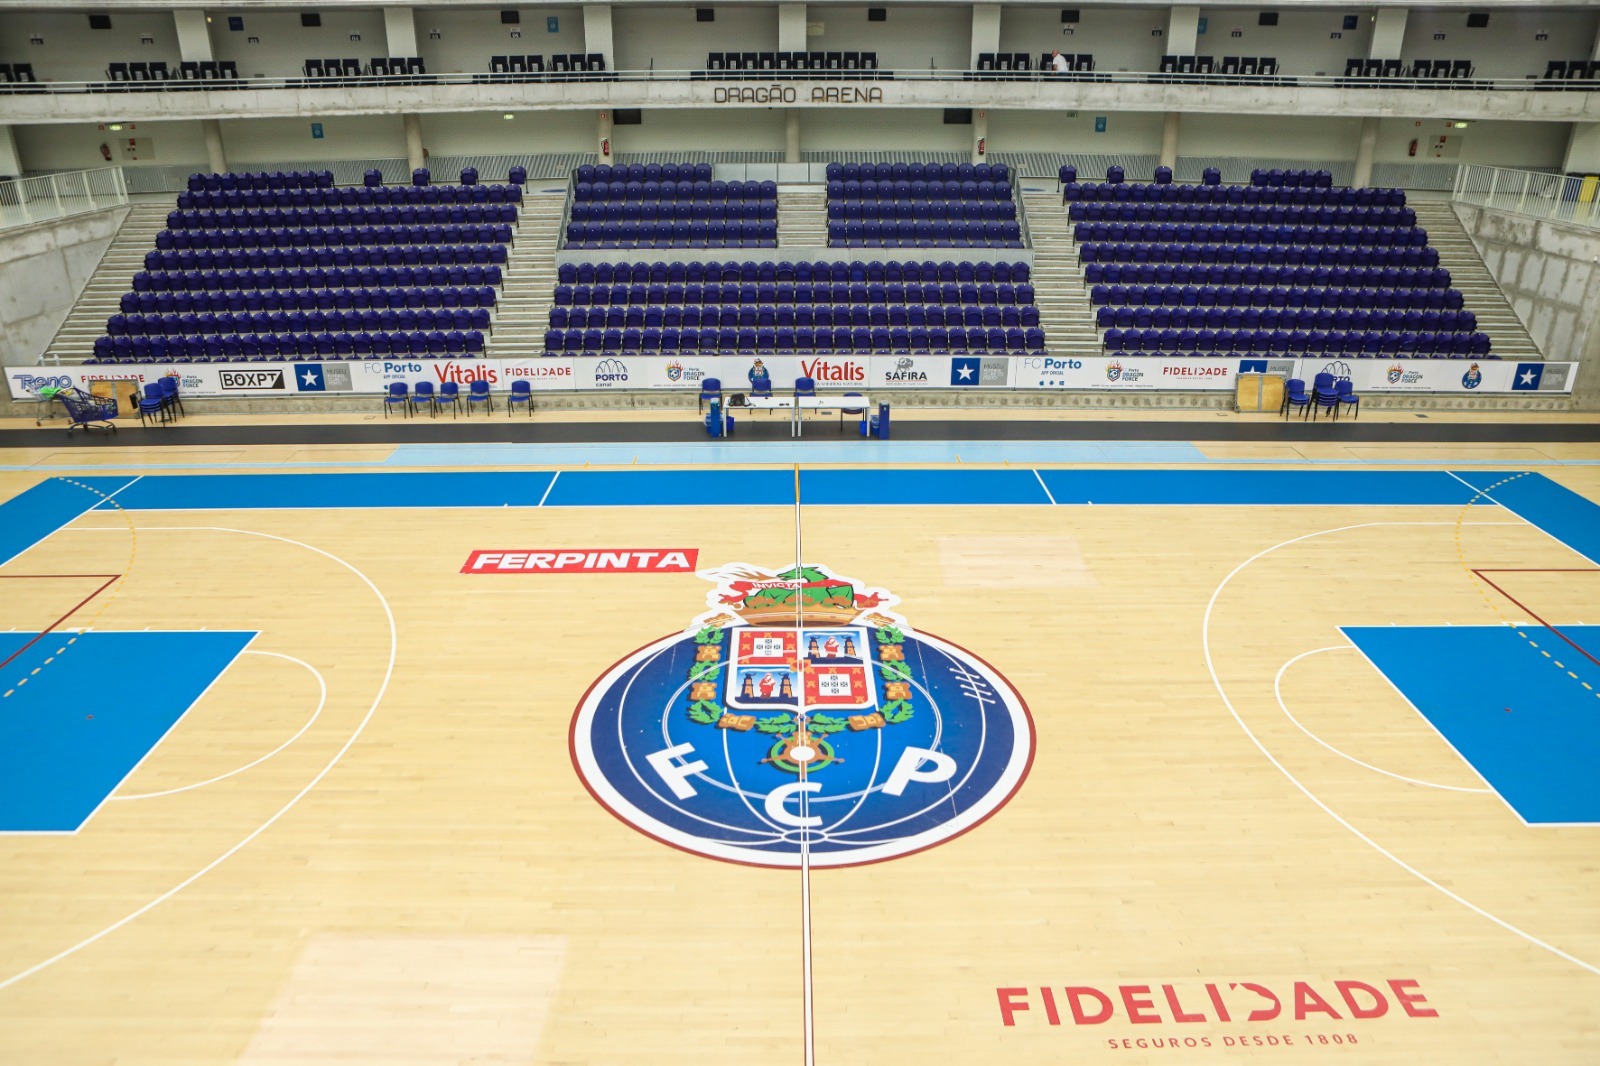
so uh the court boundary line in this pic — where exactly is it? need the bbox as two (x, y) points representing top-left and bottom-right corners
(1202, 519), (1600, 979)
(0, 525), (397, 993)
(1446, 469), (1600, 566)
(1273, 645), (1493, 794)
(1471, 568), (1600, 672)
(793, 463), (815, 1066)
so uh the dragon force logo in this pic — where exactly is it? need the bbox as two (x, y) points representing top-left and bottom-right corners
(571, 563), (1033, 867)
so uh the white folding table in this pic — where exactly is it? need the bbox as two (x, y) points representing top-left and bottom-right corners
(740, 394), (871, 437)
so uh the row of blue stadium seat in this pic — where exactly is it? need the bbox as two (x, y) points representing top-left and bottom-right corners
(115, 287), (498, 321)
(828, 220), (1022, 244)
(1081, 243), (1439, 267)
(578, 163), (714, 183)
(1104, 327), (1490, 356)
(1061, 182), (1404, 207)
(552, 305), (1042, 329)
(1096, 306), (1477, 332)
(1085, 263), (1450, 288)
(543, 325), (1044, 354)
(156, 224), (514, 252)
(189, 170), (332, 192)
(94, 330), (485, 361)
(143, 245), (507, 272)
(1075, 223), (1428, 247)
(573, 180), (777, 202)
(132, 264), (503, 293)
(556, 260), (1031, 284)
(554, 282), (1034, 306)
(1070, 204), (1416, 226)
(825, 180), (1014, 201)
(566, 222), (778, 246)
(105, 308), (492, 337)
(179, 185), (522, 209)
(571, 202), (777, 222)
(827, 201), (1017, 220)
(1060, 165), (1334, 188)
(825, 162), (1008, 182)
(1092, 283), (1462, 308)
(1250, 168), (1335, 188)
(165, 205), (519, 230)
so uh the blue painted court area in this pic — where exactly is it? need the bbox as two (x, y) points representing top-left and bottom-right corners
(1452, 471), (1600, 566)
(387, 440), (1209, 467)
(542, 468), (796, 507)
(0, 476), (135, 567)
(1037, 469), (1504, 506)
(0, 630), (255, 832)
(1343, 625), (1600, 825)
(99, 472), (555, 510)
(801, 467), (1050, 505)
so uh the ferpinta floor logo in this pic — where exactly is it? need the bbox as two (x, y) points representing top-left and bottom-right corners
(571, 563), (1033, 867)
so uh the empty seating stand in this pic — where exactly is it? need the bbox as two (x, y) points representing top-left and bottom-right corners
(566, 163), (777, 249)
(701, 51), (881, 79)
(823, 161), (1020, 248)
(543, 259), (1042, 357)
(973, 53), (1034, 80)
(488, 55), (547, 81)
(104, 61), (175, 89)
(1539, 60), (1600, 86)
(1214, 56), (1280, 84)
(168, 60), (240, 87)
(0, 63), (39, 91)
(1156, 54), (1216, 82)
(86, 168), (525, 366)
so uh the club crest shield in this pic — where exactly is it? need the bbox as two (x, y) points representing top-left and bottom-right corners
(570, 563), (1033, 867)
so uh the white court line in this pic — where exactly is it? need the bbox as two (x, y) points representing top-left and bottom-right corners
(537, 471), (560, 508)
(1446, 469), (1600, 567)
(1203, 519), (1600, 978)
(1032, 469), (1057, 505)
(111, 650), (328, 801)
(793, 465), (815, 1066)
(0, 526), (397, 993)
(1273, 646), (1492, 793)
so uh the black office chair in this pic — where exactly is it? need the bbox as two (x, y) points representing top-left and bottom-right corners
(809, 50), (826, 72)
(1220, 55), (1240, 76)
(826, 51), (843, 71)
(129, 61), (150, 81)
(860, 51), (878, 77)
(179, 60), (201, 83)
(304, 59), (323, 78)
(977, 52), (996, 79)
(108, 61), (130, 82)
(1238, 57), (1258, 76)
(1196, 55), (1214, 75)
(1380, 58), (1401, 77)
(1159, 54), (1178, 76)
(1178, 55), (1196, 76)
(1363, 59), (1383, 77)
(149, 60), (169, 80)
(994, 53), (1011, 74)
(843, 51), (860, 71)
(1429, 58), (1451, 79)
(551, 53), (571, 76)
(1449, 58), (1472, 81)
(219, 60), (237, 79)
(757, 51), (776, 71)
(1076, 53), (1094, 76)
(1259, 56), (1277, 76)
(342, 58), (362, 78)
(199, 60), (220, 80)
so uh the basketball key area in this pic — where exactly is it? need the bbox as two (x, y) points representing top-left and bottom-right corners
(0, 465), (1597, 1064)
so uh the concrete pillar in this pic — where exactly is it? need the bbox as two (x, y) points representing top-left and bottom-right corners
(403, 112), (425, 171)
(0, 125), (22, 179)
(1166, 5), (1199, 56)
(1369, 8), (1407, 61)
(1353, 116), (1379, 188)
(583, 4), (614, 70)
(202, 119), (227, 175)
(597, 110), (614, 164)
(970, 4), (1001, 69)
(785, 109), (801, 163)
(384, 7), (418, 58)
(1591, 21), (1600, 62)
(174, 10), (213, 64)
(1565, 123), (1600, 173)
(1157, 112), (1180, 170)
(778, 3), (807, 55)
(972, 109), (989, 165)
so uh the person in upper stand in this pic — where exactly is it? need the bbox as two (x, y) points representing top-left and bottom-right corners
(1051, 49), (1070, 75)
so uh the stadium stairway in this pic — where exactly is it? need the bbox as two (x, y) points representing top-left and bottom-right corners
(1411, 201), (1542, 362)
(1020, 189), (1101, 357)
(778, 188), (828, 248)
(43, 204), (170, 365)
(484, 186), (566, 359)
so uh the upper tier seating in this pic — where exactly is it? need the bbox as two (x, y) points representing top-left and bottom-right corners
(824, 162), (1021, 248)
(89, 168), (521, 364)
(701, 51), (880, 78)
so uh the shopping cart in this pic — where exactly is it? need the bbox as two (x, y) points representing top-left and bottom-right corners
(56, 387), (119, 436)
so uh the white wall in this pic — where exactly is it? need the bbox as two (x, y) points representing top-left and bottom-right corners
(999, 5), (1165, 73)
(1402, 9), (1600, 79)
(209, 9), (389, 78)
(419, 109), (596, 154)
(14, 120), (207, 170)
(801, 108), (971, 152)
(1376, 117), (1571, 168)
(990, 107), (1165, 154)
(0, 205), (128, 365)
(1198, 8), (1371, 76)
(613, 5), (777, 73)
(0, 11), (181, 81)
(220, 114), (406, 163)
(415, 6), (586, 72)
(1182, 113), (1366, 160)
(810, 5), (970, 71)
(608, 108), (785, 153)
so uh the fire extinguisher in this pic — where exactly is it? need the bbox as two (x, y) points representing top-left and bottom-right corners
(99, 143), (112, 161)
(1408, 139), (1418, 157)
(977, 137), (986, 157)
(601, 138), (611, 159)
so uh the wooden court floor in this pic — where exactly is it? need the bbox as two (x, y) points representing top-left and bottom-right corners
(0, 433), (1597, 1064)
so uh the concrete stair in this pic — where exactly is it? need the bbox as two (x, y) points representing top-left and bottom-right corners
(1020, 189), (1101, 358)
(778, 188), (828, 247)
(485, 186), (567, 359)
(1413, 201), (1542, 361)
(43, 204), (169, 365)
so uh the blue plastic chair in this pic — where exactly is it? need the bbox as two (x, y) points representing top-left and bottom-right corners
(383, 381), (411, 417)
(507, 379), (532, 417)
(467, 378), (493, 415)
(1335, 379), (1360, 420)
(697, 376), (722, 413)
(1281, 377), (1311, 419)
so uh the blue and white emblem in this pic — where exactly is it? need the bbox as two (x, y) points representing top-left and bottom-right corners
(570, 563), (1033, 867)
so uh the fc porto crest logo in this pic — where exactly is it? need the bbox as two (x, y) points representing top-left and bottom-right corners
(571, 563), (1033, 867)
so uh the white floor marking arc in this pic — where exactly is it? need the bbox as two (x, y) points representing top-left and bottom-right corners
(1273, 646), (1493, 793)
(1202, 519), (1600, 978)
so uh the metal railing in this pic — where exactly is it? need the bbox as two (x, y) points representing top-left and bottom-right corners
(1452, 164), (1600, 230)
(0, 166), (128, 231)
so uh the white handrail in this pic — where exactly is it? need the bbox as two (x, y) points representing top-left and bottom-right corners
(0, 165), (129, 231)
(1450, 163), (1600, 230)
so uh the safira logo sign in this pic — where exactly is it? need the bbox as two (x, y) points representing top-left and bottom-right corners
(571, 563), (1033, 868)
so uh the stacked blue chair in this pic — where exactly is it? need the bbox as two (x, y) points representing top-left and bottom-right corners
(825, 162), (1021, 248)
(541, 259), (1043, 356)
(565, 163), (776, 248)
(1061, 167), (1492, 360)
(87, 171), (522, 364)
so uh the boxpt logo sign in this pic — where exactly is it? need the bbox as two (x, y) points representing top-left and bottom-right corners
(218, 369), (285, 391)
